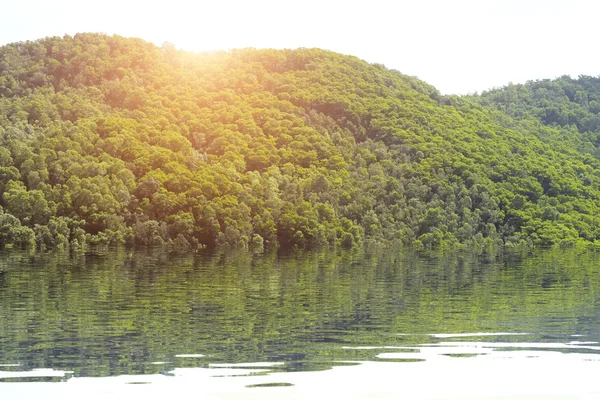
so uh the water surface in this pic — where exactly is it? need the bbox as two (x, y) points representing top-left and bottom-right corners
(1, 247), (600, 398)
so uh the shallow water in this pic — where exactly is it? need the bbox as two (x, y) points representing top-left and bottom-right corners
(1, 248), (600, 398)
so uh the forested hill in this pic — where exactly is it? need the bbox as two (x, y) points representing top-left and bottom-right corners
(1, 33), (600, 251)
(476, 76), (600, 158)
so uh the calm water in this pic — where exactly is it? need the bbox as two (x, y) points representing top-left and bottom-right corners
(1, 247), (600, 399)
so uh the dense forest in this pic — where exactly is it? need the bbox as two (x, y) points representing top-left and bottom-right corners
(2, 33), (600, 251)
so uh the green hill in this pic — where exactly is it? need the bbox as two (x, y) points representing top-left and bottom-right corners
(1, 33), (600, 251)
(476, 75), (600, 157)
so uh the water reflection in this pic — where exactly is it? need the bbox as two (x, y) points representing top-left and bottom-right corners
(1, 247), (600, 397)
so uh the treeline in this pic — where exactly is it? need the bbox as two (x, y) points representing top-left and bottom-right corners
(1, 33), (600, 251)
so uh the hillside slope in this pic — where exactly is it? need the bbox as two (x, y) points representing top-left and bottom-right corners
(1, 33), (600, 250)
(476, 75), (600, 157)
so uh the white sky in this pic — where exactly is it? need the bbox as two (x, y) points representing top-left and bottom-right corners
(1, 0), (599, 94)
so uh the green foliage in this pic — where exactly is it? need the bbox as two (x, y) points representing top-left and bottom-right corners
(2, 34), (600, 249)
(0, 207), (34, 248)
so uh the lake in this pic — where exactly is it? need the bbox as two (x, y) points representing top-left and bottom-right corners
(1, 247), (600, 399)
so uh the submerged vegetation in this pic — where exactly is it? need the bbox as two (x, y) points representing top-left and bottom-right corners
(1, 33), (600, 251)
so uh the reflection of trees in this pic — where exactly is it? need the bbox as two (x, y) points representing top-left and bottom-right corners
(0, 247), (599, 377)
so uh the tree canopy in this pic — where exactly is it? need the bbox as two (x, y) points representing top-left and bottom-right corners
(1, 33), (600, 250)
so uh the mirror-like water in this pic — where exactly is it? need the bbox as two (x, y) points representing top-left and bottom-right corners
(1, 248), (600, 398)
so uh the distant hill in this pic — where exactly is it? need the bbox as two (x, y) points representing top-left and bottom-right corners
(1, 33), (600, 250)
(476, 75), (600, 157)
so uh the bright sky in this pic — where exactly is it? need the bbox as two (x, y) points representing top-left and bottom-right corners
(1, 0), (599, 94)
